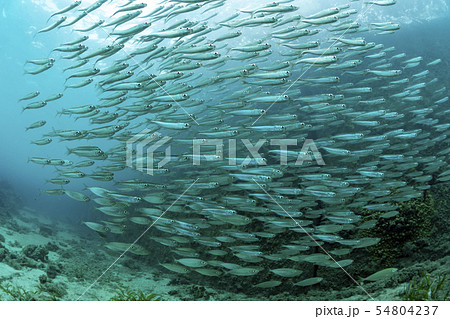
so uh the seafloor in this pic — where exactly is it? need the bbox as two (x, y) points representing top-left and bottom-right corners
(0, 179), (448, 301)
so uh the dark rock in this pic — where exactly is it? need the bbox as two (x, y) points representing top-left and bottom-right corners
(187, 285), (210, 300)
(46, 263), (61, 279)
(403, 242), (417, 257)
(39, 274), (48, 284)
(0, 247), (9, 261)
(22, 245), (49, 262)
(46, 242), (59, 252)
(39, 226), (53, 237)
(39, 282), (67, 299)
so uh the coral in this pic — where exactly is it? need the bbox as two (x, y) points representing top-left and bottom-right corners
(22, 244), (49, 262)
(46, 242), (59, 252)
(361, 193), (435, 265)
(38, 282), (67, 299)
(0, 248), (8, 262)
(402, 272), (449, 301)
(46, 263), (62, 279)
(109, 287), (162, 301)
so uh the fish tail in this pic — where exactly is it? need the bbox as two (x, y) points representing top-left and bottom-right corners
(46, 14), (55, 24)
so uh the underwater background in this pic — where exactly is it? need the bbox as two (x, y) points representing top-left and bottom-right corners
(0, 0), (449, 300)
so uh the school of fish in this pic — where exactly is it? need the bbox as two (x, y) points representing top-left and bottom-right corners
(21, 0), (450, 291)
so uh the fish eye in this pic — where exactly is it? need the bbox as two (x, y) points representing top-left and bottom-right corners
(284, 95), (289, 99)
(104, 227), (110, 232)
(184, 123), (190, 128)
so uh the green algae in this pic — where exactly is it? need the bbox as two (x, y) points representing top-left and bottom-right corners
(402, 272), (449, 301)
